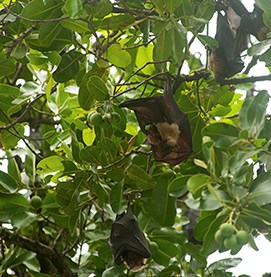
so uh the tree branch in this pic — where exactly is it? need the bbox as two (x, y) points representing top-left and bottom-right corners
(0, 228), (76, 277)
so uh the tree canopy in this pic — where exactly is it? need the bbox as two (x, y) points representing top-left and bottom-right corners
(0, 0), (271, 276)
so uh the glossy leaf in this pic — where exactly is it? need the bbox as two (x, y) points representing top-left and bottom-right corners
(151, 175), (176, 226)
(87, 76), (109, 101)
(239, 91), (269, 137)
(187, 174), (211, 198)
(65, 0), (83, 18)
(0, 171), (18, 193)
(106, 44), (132, 68)
(36, 156), (65, 175)
(21, 0), (63, 20)
(38, 22), (62, 47)
(60, 19), (89, 33)
(202, 123), (239, 148)
(126, 164), (155, 189)
(249, 171), (271, 206)
(53, 50), (83, 83)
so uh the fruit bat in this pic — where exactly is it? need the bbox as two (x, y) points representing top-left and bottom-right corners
(227, 1), (270, 41)
(119, 80), (193, 165)
(209, 11), (246, 79)
(109, 206), (151, 272)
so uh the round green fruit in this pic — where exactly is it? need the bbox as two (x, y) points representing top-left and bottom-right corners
(220, 223), (235, 238)
(87, 112), (103, 126)
(149, 241), (158, 254)
(215, 230), (223, 245)
(30, 195), (42, 209)
(236, 230), (249, 245)
(223, 235), (238, 249)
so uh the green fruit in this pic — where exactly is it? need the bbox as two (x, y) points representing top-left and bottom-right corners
(220, 223), (235, 238)
(215, 230), (223, 245)
(102, 113), (112, 122)
(236, 230), (249, 245)
(149, 241), (158, 254)
(224, 235), (238, 249)
(30, 195), (42, 209)
(88, 112), (103, 126)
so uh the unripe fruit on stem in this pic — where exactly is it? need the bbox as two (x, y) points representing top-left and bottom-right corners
(149, 241), (158, 254)
(236, 230), (249, 245)
(30, 195), (42, 209)
(87, 112), (103, 126)
(220, 223), (235, 238)
(224, 235), (238, 249)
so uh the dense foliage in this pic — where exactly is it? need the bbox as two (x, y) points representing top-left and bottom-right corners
(0, 0), (271, 276)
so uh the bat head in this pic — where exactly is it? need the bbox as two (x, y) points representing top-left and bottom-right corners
(122, 251), (147, 272)
(119, 92), (193, 165)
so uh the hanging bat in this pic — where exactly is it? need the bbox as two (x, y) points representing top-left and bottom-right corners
(209, 11), (246, 79)
(109, 206), (151, 272)
(119, 79), (193, 165)
(227, 1), (270, 41)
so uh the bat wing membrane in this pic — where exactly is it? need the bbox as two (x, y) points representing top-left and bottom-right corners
(109, 207), (151, 265)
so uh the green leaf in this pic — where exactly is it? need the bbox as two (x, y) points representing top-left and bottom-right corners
(65, 0), (83, 18)
(78, 65), (108, 110)
(259, 47), (271, 66)
(168, 175), (189, 197)
(136, 45), (155, 75)
(0, 248), (36, 272)
(126, 164), (155, 189)
(102, 266), (124, 277)
(21, 0), (63, 20)
(82, 128), (96, 146)
(60, 19), (89, 33)
(106, 44), (132, 68)
(151, 239), (179, 266)
(197, 34), (218, 48)
(201, 215), (227, 256)
(249, 171), (271, 206)
(151, 228), (186, 245)
(208, 258), (242, 271)
(99, 14), (134, 30)
(0, 56), (16, 78)
(187, 174), (211, 198)
(183, 242), (207, 266)
(87, 76), (109, 101)
(202, 122), (239, 148)
(0, 124), (25, 150)
(53, 50), (82, 83)
(158, 265), (181, 277)
(239, 91), (269, 137)
(38, 22), (62, 47)
(185, 190), (226, 211)
(36, 155), (65, 175)
(151, 175), (176, 226)
(165, 0), (181, 13)
(93, 0), (112, 18)
(0, 171), (18, 193)
(6, 151), (21, 183)
(153, 28), (172, 61)
(80, 146), (102, 164)
(109, 182), (125, 214)
(170, 21), (186, 64)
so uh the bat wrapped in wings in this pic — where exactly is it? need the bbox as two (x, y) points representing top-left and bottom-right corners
(109, 206), (151, 272)
(227, 0), (270, 41)
(119, 80), (193, 165)
(209, 10), (247, 79)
